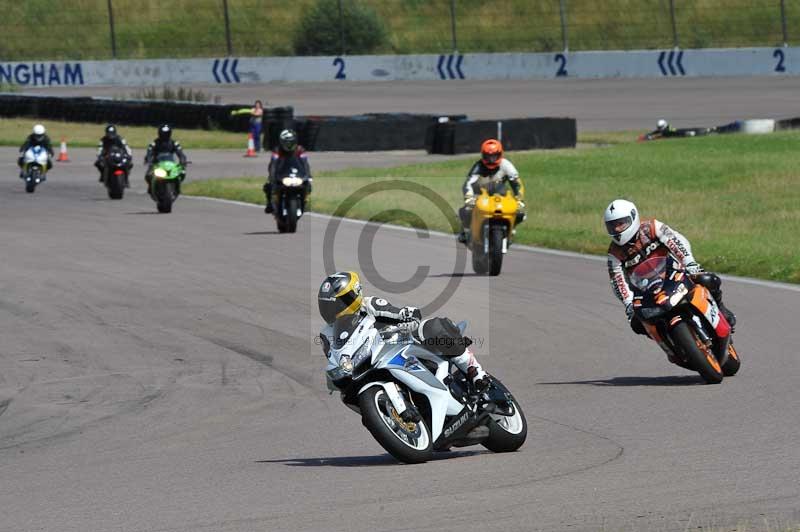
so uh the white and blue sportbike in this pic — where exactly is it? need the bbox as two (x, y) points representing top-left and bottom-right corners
(323, 315), (527, 463)
(21, 145), (50, 193)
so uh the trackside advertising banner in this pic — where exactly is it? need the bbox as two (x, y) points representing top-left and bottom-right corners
(1, 47), (798, 87)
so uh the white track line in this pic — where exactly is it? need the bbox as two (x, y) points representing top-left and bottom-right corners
(186, 195), (800, 293)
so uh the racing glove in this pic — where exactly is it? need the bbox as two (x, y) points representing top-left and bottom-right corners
(398, 306), (422, 322)
(685, 262), (704, 275)
(624, 302), (635, 322)
(464, 196), (476, 206)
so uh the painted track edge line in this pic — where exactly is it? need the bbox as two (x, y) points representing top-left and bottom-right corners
(185, 195), (800, 293)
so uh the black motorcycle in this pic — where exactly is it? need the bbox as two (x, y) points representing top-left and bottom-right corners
(100, 145), (131, 200)
(272, 166), (311, 233)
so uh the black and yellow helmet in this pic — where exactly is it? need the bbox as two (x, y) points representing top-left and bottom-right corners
(318, 271), (363, 324)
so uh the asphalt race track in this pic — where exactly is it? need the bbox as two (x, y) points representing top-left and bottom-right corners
(3, 79), (800, 531)
(22, 75), (800, 130)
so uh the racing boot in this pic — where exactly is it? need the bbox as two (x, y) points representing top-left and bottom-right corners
(694, 273), (736, 333)
(717, 300), (736, 333)
(710, 288), (736, 333)
(263, 182), (274, 214)
(452, 348), (489, 392)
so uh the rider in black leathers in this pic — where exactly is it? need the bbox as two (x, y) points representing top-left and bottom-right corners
(95, 124), (133, 183)
(263, 129), (312, 213)
(144, 124), (187, 194)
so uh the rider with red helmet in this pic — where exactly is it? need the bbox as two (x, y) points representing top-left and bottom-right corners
(457, 139), (525, 243)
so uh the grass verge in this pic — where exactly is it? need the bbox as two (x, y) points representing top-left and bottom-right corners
(0, 118), (246, 150)
(185, 131), (800, 284)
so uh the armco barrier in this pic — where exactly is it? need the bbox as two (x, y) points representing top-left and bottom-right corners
(429, 118), (577, 154)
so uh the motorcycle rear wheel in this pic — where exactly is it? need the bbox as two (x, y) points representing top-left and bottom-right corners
(671, 321), (724, 384)
(359, 387), (432, 464)
(722, 343), (741, 376)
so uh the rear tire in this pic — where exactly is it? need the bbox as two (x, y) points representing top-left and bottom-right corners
(487, 225), (505, 276)
(359, 386), (432, 464)
(671, 321), (724, 384)
(722, 343), (741, 376)
(471, 249), (488, 275)
(483, 380), (527, 453)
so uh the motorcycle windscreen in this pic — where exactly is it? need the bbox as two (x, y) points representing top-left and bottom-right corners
(628, 253), (668, 292)
(331, 313), (364, 351)
(273, 155), (308, 179)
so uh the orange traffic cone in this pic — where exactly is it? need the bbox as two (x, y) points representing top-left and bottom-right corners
(244, 132), (257, 157)
(57, 138), (70, 162)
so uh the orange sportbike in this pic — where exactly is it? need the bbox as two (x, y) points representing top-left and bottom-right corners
(629, 252), (740, 384)
(468, 185), (521, 276)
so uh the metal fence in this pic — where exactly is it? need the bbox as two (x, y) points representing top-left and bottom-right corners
(0, 0), (796, 61)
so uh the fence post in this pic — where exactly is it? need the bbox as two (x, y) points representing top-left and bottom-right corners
(780, 0), (788, 47)
(559, 0), (569, 51)
(337, 0), (345, 55)
(669, 0), (679, 48)
(450, 0), (458, 52)
(222, 0), (233, 55)
(106, 0), (117, 58)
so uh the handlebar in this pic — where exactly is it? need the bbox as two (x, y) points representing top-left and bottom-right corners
(379, 321), (419, 339)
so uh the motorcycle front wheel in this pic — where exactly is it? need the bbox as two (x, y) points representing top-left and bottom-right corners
(156, 181), (176, 213)
(107, 172), (124, 200)
(487, 225), (505, 276)
(483, 379), (527, 453)
(671, 321), (724, 384)
(359, 386), (432, 464)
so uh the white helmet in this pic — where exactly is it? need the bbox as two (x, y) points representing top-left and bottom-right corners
(604, 199), (640, 246)
(656, 119), (668, 130)
(32, 124), (46, 136)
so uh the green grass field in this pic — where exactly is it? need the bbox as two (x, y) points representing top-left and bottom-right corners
(1, 0), (796, 60)
(0, 118), (246, 150)
(185, 131), (800, 284)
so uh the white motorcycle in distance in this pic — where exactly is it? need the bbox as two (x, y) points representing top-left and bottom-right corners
(21, 146), (50, 193)
(323, 315), (527, 463)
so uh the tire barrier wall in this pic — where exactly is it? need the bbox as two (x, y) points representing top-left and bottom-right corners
(0, 94), (289, 133)
(0, 94), (575, 152)
(427, 118), (577, 154)
(1, 47), (798, 87)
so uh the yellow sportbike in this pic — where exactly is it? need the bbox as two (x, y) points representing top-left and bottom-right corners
(468, 187), (521, 276)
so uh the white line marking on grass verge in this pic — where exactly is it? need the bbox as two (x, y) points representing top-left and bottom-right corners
(186, 196), (800, 293)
